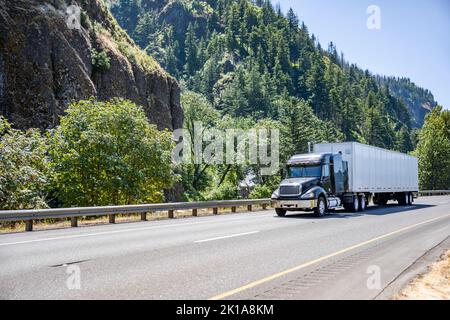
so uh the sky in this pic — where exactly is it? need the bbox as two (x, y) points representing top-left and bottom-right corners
(276, 0), (450, 109)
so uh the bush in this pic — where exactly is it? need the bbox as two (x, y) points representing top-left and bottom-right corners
(0, 117), (49, 210)
(49, 98), (175, 206)
(91, 48), (111, 72)
(80, 11), (92, 30)
(205, 182), (239, 201)
(249, 184), (273, 199)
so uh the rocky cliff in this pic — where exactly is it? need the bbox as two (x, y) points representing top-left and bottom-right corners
(0, 0), (183, 131)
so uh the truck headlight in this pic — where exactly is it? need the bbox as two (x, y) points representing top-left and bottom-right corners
(271, 189), (280, 199)
(301, 192), (315, 200)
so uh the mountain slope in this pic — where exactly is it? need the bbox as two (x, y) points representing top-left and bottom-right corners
(0, 0), (183, 131)
(111, 0), (435, 145)
(376, 76), (438, 127)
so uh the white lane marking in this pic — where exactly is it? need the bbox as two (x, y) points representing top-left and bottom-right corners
(0, 215), (271, 247)
(195, 231), (260, 243)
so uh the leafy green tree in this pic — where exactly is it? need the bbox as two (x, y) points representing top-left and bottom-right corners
(180, 91), (221, 199)
(49, 98), (174, 206)
(412, 106), (450, 190)
(0, 117), (49, 210)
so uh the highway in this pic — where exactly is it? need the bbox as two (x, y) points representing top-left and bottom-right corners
(0, 196), (449, 300)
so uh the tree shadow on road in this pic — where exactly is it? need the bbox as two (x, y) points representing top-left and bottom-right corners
(278, 203), (435, 220)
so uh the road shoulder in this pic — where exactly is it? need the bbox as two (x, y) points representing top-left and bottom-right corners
(376, 236), (450, 300)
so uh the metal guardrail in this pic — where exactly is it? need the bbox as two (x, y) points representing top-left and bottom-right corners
(418, 190), (450, 196)
(0, 191), (448, 232)
(0, 199), (273, 231)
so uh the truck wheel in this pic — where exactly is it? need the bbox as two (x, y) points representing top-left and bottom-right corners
(314, 197), (327, 217)
(275, 208), (287, 217)
(351, 196), (359, 212)
(398, 193), (408, 206)
(359, 195), (367, 211)
(407, 193), (413, 205)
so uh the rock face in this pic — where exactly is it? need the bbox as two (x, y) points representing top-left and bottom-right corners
(0, 0), (183, 131)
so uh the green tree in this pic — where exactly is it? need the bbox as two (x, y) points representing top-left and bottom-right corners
(412, 106), (450, 190)
(184, 23), (199, 76)
(0, 117), (49, 210)
(49, 98), (174, 207)
(180, 91), (221, 199)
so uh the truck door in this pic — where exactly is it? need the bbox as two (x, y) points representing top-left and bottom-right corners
(332, 154), (345, 194)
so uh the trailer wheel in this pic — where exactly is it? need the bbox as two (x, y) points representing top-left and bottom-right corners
(398, 193), (408, 206)
(407, 193), (413, 205)
(314, 197), (327, 217)
(351, 196), (359, 212)
(275, 208), (287, 217)
(359, 195), (367, 211)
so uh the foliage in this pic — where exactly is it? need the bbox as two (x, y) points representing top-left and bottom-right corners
(91, 48), (111, 72)
(204, 181), (240, 201)
(0, 117), (49, 210)
(412, 107), (450, 190)
(249, 184), (273, 199)
(48, 98), (175, 207)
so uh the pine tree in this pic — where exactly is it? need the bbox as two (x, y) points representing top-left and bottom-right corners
(184, 23), (199, 76)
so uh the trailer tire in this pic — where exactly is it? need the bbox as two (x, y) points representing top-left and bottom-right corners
(398, 193), (408, 206)
(351, 196), (359, 212)
(314, 196), (327, 217)
(359, 195), (367, 211)
(407, 193), (413, 205)
(275, 208), (287, 217)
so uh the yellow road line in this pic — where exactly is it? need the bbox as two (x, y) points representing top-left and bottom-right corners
(209, 213), (450, 300)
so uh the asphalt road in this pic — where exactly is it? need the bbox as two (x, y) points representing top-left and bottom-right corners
(1, 196), (449, 300)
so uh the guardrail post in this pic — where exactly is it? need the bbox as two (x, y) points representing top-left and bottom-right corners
(247, 205), (252, 212)
(213, 207), (218, 215)
(231, 206), (236, 213)
(71, 217), (78, 228)
(141, 212), (147, 221)
(109, 214), (116, 224)
(25, 220), (33, 232)
(192, 209), (198, 217)
(168, 210), (175, 219)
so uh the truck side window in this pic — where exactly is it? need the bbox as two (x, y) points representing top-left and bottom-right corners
(322, 165), (330, 178)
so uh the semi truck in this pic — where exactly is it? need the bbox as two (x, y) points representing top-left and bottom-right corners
(271, 142), (419, 217)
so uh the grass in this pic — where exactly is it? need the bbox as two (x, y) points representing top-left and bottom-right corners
(394, 250), (450, 300)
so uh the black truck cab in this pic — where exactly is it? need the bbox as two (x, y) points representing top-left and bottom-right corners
(272, 153), (350, 217)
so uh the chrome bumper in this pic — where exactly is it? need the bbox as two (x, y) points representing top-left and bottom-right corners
(273, 200), (317, 210)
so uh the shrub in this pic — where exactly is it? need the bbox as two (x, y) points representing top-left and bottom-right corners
(205, 182), (240, 201)
(249, 184), (273, 199)
(48, 98), (175, 206)
(91, 48), (111, 72)
(80, 10), (92, 30)
(0, 117), (49, 210)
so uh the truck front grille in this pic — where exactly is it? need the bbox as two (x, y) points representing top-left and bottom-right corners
(280, 185), (300, 195)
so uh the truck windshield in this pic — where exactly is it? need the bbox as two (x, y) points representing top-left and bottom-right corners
(288, 166), (322, 178)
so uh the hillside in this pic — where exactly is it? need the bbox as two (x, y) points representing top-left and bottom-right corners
(0, 0), (183, 131)
(376, 76), (438, 127)
(111, 0), (436, 150)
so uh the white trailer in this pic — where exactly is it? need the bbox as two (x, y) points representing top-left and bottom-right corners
(272, 142), (419, 217)
(314, 142), (419, 193)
